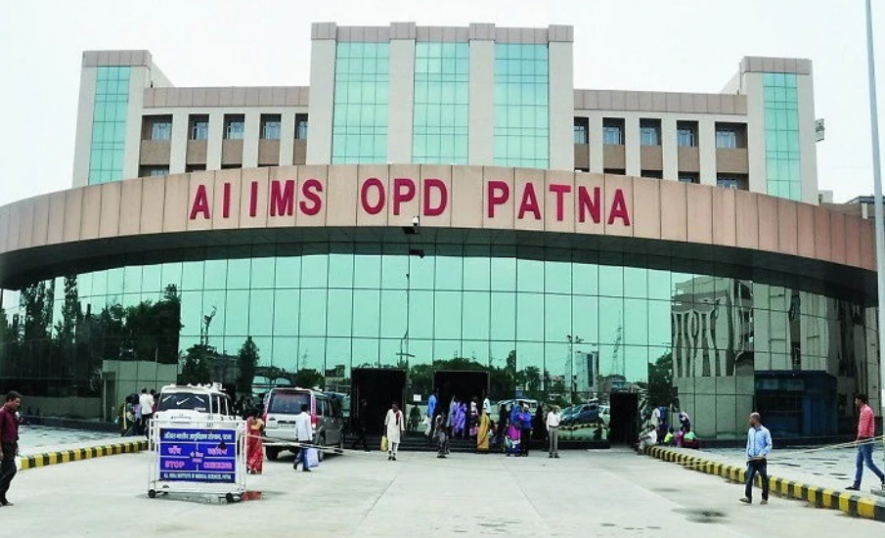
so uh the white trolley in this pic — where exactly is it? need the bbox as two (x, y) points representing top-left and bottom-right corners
(147, 417), (247, 503)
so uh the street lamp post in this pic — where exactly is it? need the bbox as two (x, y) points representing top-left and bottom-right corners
(865, 0), (885, 430)
(566, 334), (584, 403)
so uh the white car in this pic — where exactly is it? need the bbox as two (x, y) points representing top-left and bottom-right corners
(153, 383), (237, 426)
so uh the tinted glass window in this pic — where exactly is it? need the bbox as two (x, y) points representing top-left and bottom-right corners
(158, 392), (210, 412)
(269, 392), (310, 414)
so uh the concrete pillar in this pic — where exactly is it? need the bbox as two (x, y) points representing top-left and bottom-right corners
(72, 67), (97, 187)
(279, 111), (295, 166)
(744, 72), (767, 195)
(468, 28), (495, 166)
(588, 113), (604, 173)
(388, 37), (416, 164)
(307, 27), (337, 165)
(662, 116), (678, 181)
(548, 41), (574, 171)
(168, 109), (189, 174)
(122, 66), (149, 181)
(624, 115), (640, 176)
(699, 117), (717, 186)
(242, 111), (260, 169)
(797, 74), (819, 204)
(206, 110), (224, 170)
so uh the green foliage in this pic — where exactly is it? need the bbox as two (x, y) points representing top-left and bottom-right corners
(180, 343), (213, 385)
(293, 368), (324, 389)
(237, 336), (260, 396)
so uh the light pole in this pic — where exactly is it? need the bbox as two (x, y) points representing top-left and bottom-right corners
(865, 0), (885, 429)
(566, 334), (584, 403)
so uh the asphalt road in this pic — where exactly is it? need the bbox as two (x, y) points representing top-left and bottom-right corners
(0, 447), (880, 537)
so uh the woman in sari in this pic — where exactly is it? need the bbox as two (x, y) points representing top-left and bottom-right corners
(245, 409), (265, 475)
(476, 410), (491, 453)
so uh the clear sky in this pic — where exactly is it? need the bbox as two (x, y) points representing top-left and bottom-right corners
(0, 0), (882, 207)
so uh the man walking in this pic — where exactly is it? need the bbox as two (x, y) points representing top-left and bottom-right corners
(846, 393), (884, 491)
(740, 412), (772, 505)
(426, 390), (438, 444)
(138, 388), (155, 438)
(293, 404), (312, 473)
(0, 391), (22, 507)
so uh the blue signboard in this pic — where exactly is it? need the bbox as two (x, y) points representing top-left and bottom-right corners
(159, 428), (237, 483)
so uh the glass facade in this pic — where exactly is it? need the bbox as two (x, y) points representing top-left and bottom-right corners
(764, 72), (802, 201)
(332, 43), (390, 164)
(494, 44), (549, 169)
(1, 246), (874, 440)
(413, 42), (469, 164)
(88, 66), (130, 185)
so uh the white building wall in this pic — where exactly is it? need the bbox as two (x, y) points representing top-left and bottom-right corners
(548, 41), (574, 171)
(242, 111), (260, 168)
(661, 116), (678, 180)
(168, 110), (189, 174)
(279, 112), (295, 166)
(206, 110), (224, 170)
(797, 74), (819, 205)
(72, 67), (97, 188)
(698, 117), (717, 186)
(388, 38), (416, 164)
(743, 72), (767, 196)
(624, 116), (640, 176)
(307, 38), (336, 164)
(468, 39), (495, 166)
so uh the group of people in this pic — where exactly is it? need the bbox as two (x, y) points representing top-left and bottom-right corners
(644, 406), (697, 450)
(118, 388), (158, 438)
(243, 402), (313, 475)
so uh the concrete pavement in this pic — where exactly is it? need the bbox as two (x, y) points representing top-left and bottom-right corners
(0, 447), (881, 537)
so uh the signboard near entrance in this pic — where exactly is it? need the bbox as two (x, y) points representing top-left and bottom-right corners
(158, 428), (237, 483)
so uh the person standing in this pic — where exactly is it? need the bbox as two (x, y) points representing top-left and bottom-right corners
(351, 399), (370, 452)
(546, 405), (561, 459)
(427, 390), (438, 426)
(740, 412), (772, 505)
(385, 402), (405, 461)
(476, 410), (491, 454)
(0, 391), (22, 507)
(138, 388), (155, 438)
(293, 404), (312, 473)
(245, 409), (265, 475)
(518, 404), (533, 457)
(482, 394), (491, 416)
(846, 393), (884, 491)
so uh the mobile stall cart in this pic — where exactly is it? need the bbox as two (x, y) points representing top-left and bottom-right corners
(148, 418), (247, 503)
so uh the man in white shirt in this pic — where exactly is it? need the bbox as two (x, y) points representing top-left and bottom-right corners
(546, 406), (561, 459)
(293, 404), (313, 473)
(482, 395), (491, 415)
(138, 388), (154, 438)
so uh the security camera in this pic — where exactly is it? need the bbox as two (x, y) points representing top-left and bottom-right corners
(412, 215), (420, 228)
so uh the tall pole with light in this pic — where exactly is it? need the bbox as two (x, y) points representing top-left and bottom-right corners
(865, 0), (885, 432)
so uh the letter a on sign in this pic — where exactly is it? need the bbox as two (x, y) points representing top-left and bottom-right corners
(189, 184), (210, 220)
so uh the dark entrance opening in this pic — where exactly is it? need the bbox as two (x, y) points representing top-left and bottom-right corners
(609, 392), (640, 445)
(433, 370), (490, 419)
(350, 368), (407, 436)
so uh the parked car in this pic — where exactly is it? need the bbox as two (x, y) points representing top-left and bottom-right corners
(262, 387), (346, 461)
(562, 402), (600, 426)
(153, 383), (237, 425)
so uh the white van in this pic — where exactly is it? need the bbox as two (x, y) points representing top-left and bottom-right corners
(153, 383), (237, 425)
(262, 387), (346, 461)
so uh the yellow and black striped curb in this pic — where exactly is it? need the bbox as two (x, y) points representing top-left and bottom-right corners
(645, 446), (885, 522)
(20, 440), (148, 470)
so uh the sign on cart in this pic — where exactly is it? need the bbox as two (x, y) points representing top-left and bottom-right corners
(159, 428), (237, 483)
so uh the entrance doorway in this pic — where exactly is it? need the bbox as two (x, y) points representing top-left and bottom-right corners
(433, 370), (490, 417)
(350, 368), (407, 436)
(608, 392), (640, 445)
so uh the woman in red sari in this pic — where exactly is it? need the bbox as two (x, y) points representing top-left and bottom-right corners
(245, 409), (265, 475)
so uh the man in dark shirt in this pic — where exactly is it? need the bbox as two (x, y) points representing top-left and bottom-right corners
(0, 391), (22, 507)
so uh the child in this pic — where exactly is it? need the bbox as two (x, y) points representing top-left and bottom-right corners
(663, 427), (675, 446)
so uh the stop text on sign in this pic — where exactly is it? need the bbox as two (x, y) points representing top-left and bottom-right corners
(188, 177), (631, 226)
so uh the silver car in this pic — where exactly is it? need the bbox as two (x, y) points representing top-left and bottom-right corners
(263, 388), (345, 461)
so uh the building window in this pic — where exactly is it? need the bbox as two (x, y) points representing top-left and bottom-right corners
(260, 114), (281, 140)
(332, 42), (390, 164)
(88, 66), (131, 185)
(677, 121), (698, 147)
(142, 115), (172, 141)
(717, 174), (748, 190)
(574, 117), (589, 144)
(220, 164), (241, 170)
(224, 115), (245, 140)
(641, 170), (663, 179)
(763, 72), (802, 201)
(189, 115), (209, 141)
(603, 118), (624, 145)
(186, 164), (206, 173)
(414, 42), (469, 165)
(716, 126), (737, 149)
(678, 173), (699, 184)
(640, 119), (661, 146)
(493, 43), (549, 169)
(295, 114), (309, 139)
(603, 168), (626, 176)
(139, 165), (169, 177)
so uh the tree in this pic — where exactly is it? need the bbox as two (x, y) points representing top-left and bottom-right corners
(647, 352), (678, 409)
(293, 368), (324, 390)
(180, 344), (212, 385)
(237, 336), (260, 397)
